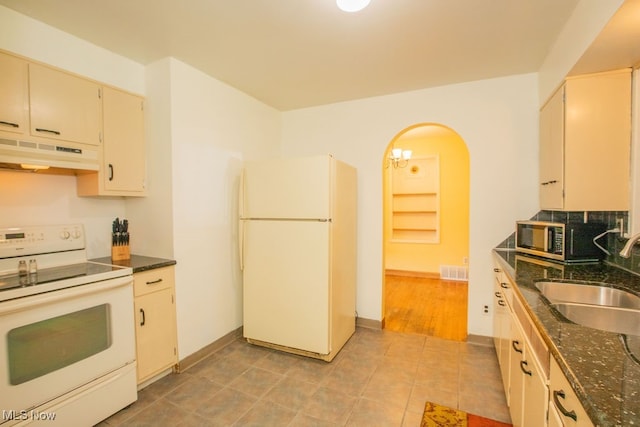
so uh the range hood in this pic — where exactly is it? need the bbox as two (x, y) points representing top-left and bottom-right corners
(0, 138), (99, 172)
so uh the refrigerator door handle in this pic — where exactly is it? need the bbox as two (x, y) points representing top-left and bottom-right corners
(239, 169), (245, 271)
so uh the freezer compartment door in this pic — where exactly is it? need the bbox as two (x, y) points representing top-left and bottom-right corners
(241, 155), (331, 219)
(242, 220), (330, 355)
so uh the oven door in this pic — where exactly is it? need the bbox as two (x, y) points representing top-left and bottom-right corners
(0, 275), (135, 415)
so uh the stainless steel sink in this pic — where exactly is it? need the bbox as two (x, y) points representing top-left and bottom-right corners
(534, 281), (640, 335)
(554, 303), (640, 336)
(535, 281), (640, 309)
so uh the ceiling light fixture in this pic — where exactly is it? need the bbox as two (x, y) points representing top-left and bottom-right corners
(336, 0), (371, 13)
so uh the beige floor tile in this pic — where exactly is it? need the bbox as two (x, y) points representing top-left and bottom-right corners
(194, 387), (256, 424)
(264, 376), (320, 411)
(228, 366), (283, 398)
(301, 386), (358, 425)
(163, 376), (224, 411)
(346, 397), (406, 426)
(235, 399), (297, 426)
(100, 327), (511, 427)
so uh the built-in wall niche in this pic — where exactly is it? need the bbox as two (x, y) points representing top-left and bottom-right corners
(391, 155), (440, 243)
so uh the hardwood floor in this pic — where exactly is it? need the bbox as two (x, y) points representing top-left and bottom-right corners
(384, 275), (468, 341)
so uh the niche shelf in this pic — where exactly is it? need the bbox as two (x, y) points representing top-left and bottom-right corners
(391, 156), (440, 243)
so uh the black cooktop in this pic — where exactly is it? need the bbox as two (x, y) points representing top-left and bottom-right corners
(0, 262), (124, 293)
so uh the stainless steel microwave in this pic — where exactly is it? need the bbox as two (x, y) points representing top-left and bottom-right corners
(515, 220), (606, 262)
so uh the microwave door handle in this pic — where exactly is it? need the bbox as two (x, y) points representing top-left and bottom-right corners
(569, 229), (574, 255)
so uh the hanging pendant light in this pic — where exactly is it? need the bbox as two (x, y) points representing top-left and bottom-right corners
(336, 0), (371, 13)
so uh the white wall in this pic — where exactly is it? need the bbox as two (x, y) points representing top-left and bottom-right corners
(0, 6), (144, 94)
(538, 0), (623, 105)
(161, 59), (282, 358)
(281, 73), (540, 336)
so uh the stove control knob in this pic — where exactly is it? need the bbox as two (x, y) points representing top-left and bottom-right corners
(60, 230), (71, 240)
(72, 229), (82, 239)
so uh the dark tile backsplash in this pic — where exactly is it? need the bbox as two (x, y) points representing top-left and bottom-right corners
(496, 210), (640, 275)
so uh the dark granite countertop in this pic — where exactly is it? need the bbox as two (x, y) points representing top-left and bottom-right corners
(90, 254), (176, 273)
(493, 249), (640, 426)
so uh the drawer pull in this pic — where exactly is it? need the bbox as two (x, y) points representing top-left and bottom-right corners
(520, 360), (532, 376)
(501, 282), (509, 289)
(512, 340), (523, 354)
(493, 268), (500, 273)
(498, 300), (506, 306)
(140, 308), (146, 326)
(146, 278), (163, 285)
(495, 292), (501, 298)
(553, 390), (577, 421)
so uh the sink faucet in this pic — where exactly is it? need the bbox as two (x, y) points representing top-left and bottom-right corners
(620, 233), (640, 258)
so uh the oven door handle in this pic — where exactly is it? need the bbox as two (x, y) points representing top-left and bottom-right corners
(0, 275), (133, 315)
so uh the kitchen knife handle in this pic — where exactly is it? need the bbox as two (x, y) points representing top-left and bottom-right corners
(108, 164), (114, 181)
(140, 308), (145, 326)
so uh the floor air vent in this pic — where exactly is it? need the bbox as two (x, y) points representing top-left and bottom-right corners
(439, 265), (468, 282)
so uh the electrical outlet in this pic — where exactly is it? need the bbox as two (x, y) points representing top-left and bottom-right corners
(483, 305), (490, 315)
(616, 218), (625, 235)
(463, 257), (469, 265)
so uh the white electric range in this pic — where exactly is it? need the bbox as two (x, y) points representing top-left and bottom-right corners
(0, 224), (137, 426)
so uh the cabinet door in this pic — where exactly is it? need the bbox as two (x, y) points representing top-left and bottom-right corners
(134, 288), (178, 383)
(103, 87), (146, 193)
(509, 320), (525, 427)
(564, 70), (631, 211)
(0, 52), (28, 136)
(29, 63), (102, 146)
(539, 85), (564, 210)
(522, 348), (549, 427)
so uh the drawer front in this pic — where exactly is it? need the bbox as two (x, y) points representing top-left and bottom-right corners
(134, 266), (174, 297)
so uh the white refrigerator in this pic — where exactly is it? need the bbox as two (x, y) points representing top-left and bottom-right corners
(239, 154), (357, 361)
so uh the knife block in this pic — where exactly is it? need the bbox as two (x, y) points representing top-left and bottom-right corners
(111, 244), (130, 261)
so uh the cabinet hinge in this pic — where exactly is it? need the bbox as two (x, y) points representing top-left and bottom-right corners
(98, 88), (102, 99)
(99, 131), (102, 143)
(172, 294), (174, 304)
(174, 347), (177, 356)
(141, 101), (144, 111)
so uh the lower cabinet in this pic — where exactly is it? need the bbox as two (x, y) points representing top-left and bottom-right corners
(549, 357), (594, 427)
(493, 256), (595, 427)
(493, 256), (549, 427)
(133, 266), (178, 384)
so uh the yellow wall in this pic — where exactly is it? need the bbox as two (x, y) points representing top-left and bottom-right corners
(384, 124), (470, 274)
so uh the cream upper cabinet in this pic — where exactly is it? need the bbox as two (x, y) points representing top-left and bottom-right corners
(0, 52), (28, 137)
(29, 63), (102, 146)
(539, 69), (632, 211)
(77, 87), (146, 196)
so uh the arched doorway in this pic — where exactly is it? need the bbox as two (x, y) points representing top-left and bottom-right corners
(382, 123), (470, 340)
